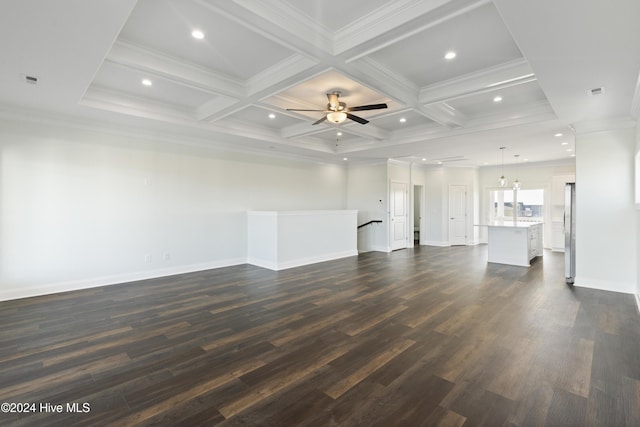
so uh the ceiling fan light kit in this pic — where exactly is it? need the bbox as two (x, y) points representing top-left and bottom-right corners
(287, 91), (387, 125)
(327, 111), (347, 123)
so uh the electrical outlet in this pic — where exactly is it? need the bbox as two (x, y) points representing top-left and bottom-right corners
(145, 254), (152, 263)
(164, 252), (170, 261)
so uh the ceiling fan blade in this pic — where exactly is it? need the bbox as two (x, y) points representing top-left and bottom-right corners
(347, 103), (388, 112)
(286, 108), (326, 112)
(312, 116), (327, 125)
(327, 93), (339, 109)
(347, 113), (369, 125)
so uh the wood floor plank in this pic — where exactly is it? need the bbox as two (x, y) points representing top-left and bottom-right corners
(1, 246), (639, 426)
(322, 338), (415, 399)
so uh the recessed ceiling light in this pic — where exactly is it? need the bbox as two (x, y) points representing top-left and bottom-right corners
(422, 158), (427, 161)
(561, 141), (569, 146)
(445, 51), (456, 60)
(437, 161), (443, 165)
(493, 96), (503, 102)
(399, 118), (406, 123)
(268, 113), (275, 119)
(191, 29), (204, 40)
(566, 148), (573, 152)
(337, 132), (343, 136)
(523, 158), (529, 162)
(343, 157), (348, 161)
(570, 153), (576, 157)
(141, 79), (152, 86)
(555, 133), (563, 137)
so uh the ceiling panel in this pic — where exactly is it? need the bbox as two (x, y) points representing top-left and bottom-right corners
(368, 3), (523, 87)
(118, 0), (295, 80)
(10, 0), (636, 166)
(446, 80), (549, 118)
(222, 106), (304, 130)
(91, 61), (215, 109)
(263, 70), (391, 111)
(373, 110), (438, 132)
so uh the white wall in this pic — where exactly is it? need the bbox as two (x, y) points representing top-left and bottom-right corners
(0, 119), (347, 300)
(347, 162), (388, 252)
(575, 127), (637, 294)
(422, 167), (447, 246)
(415, 166), (478, 246)
(635, 123), (640, 305)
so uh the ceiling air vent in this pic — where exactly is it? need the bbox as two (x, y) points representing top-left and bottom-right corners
(24, 75), (38, 85)
(588, 87), (604, 96)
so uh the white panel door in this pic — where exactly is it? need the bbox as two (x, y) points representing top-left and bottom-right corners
(449, 185), (467, 246)
(390, 181), (408, 250)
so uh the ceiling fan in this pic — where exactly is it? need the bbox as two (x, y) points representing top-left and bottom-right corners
(286, 91), (387, 125)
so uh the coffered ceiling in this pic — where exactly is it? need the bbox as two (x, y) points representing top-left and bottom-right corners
(2, 0), (640, 167)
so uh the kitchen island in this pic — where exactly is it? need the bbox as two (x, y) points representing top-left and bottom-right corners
(485, 221), (543, 267)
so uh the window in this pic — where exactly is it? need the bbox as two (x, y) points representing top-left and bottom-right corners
(489, 188), (544, 222)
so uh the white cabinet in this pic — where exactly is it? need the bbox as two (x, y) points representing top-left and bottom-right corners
(487, 222), (543, 267)
(527, 223), (543, 259)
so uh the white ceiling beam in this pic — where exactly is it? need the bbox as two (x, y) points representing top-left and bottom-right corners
(199, 0), (333, 57)
(419, 58), (536, 105)
(419, 103), (467, 128)
(107, 41), (246, 98)
(247, 55), (319, 96)
(337, 0), (491, 60)
(81, 86), (197, 122)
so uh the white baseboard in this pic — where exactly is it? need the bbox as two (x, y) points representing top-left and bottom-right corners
(424, 240), (449, 247)
(246, 257), (278, 271)
(573, 276), (636, 295)
(248, 250), (358, 271)
(0, 258), (246, 302)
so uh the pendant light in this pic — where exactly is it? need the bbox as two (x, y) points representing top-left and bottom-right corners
(498, 147), (507, 187)
(512, 154), (521, 190)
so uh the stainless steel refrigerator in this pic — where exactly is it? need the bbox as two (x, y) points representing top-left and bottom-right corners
(564, 183), (576, 284)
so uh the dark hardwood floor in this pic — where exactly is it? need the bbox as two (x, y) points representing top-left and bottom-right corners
(1, 245), (639, 426)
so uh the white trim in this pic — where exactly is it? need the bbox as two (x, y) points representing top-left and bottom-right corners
(635, 292), (640, 315)
(248, 250), (358, 271)
(573, 276), (636, 295)
(246, 257), (279, 271)
(630, 70), (640, 119)
(424, 240), (450, 247)
(572, 117), (637, 135)
(0, 258), (246, 302)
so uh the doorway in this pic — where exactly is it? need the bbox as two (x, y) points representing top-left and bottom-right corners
(413, 185), (424, 246)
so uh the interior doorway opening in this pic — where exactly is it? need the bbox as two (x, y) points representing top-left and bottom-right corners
(413, 185), (424, 246)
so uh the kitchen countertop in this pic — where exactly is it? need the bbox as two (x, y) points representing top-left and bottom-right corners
(476, 221), (543, 228)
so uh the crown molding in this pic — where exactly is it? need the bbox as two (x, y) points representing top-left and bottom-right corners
(350, 57), (418, 102)
(419, 103), (467, 128)
(631, 70), (640, 119)
(222, 0), (333, 55)
(419, 58), (535, 105)
(336, 0), (489, 58)
(572, 117), (636, 135)
(0, 103), (346, 166)
(196, 96), (242, 122)
(81, 86), (196, 122)
(248, 54), (319, 96)
(107, 40), (246, 98)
